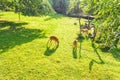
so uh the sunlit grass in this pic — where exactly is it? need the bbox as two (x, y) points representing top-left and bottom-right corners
(0, 12), (120, 80)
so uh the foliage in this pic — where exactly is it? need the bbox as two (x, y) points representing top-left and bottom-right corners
(81, 0), (120, 50)
(67, 0), (82, 15)
(14, 0), (55, 16)
(0, 0), (82, 16)
(0, 0), (14, 11)
(48, 0), (82, 15)
(0, 0), (55, 16)
(49, 0), (68, 14)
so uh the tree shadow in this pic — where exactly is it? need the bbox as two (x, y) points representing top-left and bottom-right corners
(44, 41), (59, 56)
(44, 14), (63, 21)
(0, 14), (3, 17)
(71, 35), (83, 59)
(77, 34), (85, 43)
(77, 35), (85, 58)
(92, 43), (104, 64)
(89, 59), (100, 72)
(89, 43), (104, 72)
(110, 48), (120, 61)
(0, 20), (46, 54)
(0, 20), (28, 29)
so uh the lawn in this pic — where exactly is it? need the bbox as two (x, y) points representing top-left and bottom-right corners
(0, 12), (120, 80)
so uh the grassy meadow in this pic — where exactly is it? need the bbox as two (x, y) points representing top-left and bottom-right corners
(0, 12), (120, 80)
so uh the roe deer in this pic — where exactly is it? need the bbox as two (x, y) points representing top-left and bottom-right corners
(73, 39), (78, 48)
(90, 26), (96, 42)
(48, 36), (59, 44)
(80, 29), (88, 34)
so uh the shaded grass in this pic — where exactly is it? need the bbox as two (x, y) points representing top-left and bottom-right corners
(44, 40), (59, 56)
(0, 12), (120, 80)
(0, 20), (46, 53)
(110, 48), (120, 61)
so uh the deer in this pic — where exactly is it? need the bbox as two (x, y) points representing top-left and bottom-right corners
(80, 23), (91, 30)
(80, 29), (88, 34)
(72, 39), (78, 59)
(90, 25), (96, 42)
(80, 23), (90, 36)
(73, 39), (78, 49)
(47, 36), (59, 46)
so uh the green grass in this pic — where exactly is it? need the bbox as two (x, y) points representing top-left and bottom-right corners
(0, 12), (120, 80)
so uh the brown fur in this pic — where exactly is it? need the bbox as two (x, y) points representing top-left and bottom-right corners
(80, 24), (90, 30)
(80, 29), (88, 34)
(73, 39), (78, 48)
(48, 36), (59, 44)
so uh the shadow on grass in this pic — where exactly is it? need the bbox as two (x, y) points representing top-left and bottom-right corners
(77, 35), (85, 58)
(72, 47), (77, 59)
(92, 43), (104, 63)
(0, 20), (28, 29)
(44, 14), (63, 21)
(77, 34), (85, 43)
(0, 14), (3, 17)
(0, 20), (46, 54)
(72, 34), (86, 59)
(44, 41), (59, 56)
(89, 43), (104, 72)
(110, 48), (120, 61)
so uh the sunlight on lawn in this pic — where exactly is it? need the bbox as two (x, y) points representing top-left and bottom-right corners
(0, 12), (120, 80)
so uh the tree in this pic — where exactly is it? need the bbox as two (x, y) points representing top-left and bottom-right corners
(67, 0), (83, 15)
(0, 0), (14, 11)
(14, 0), (55, 16)
(81, 0), (120, 50)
